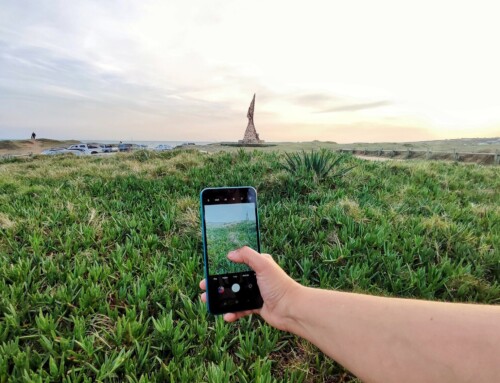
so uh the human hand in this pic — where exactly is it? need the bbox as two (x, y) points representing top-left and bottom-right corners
(199, 246), (301, 331)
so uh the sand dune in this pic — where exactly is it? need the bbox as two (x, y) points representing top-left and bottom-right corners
(0, 139), (79, 156)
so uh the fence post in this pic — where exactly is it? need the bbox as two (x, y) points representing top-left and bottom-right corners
(454, 148), (459, 161)
(495, 150), (500, 165)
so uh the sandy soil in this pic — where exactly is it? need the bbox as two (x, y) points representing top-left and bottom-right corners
(0, 139), (78, 156)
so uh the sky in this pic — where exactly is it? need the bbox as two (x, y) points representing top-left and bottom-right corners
(1, 0), (499, 143)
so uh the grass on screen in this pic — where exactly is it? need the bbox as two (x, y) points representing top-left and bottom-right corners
(206, 220), (258, 274)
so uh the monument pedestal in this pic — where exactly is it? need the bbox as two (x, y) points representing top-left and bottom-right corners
(238, 139), (264, 144)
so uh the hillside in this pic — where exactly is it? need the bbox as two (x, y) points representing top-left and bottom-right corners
(0, 150), (498, 381)
(0, 138), (79, 155)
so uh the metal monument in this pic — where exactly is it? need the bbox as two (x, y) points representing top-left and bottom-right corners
(239, 94), (264, 144)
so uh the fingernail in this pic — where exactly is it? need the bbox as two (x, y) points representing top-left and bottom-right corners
(228, 251), (236, 259)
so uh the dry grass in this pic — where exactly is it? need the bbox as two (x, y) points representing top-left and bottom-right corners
(0, 212), (15, 229)
(338, 198), (366, 223)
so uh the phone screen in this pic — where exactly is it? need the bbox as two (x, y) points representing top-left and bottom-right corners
(205, 202), (258, 274)
(201, 187), (263, 314)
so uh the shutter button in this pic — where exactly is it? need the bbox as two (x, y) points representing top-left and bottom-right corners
(231, 283), (240, 293)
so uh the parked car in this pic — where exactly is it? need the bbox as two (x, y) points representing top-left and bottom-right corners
(154, 144), (173, 151)
(100, 144), (114, 153)
(118, 143), (145, 152)
(41, 147), (84, 156)
(42, 147), (69, 155)
(67, 143), (102, 154)
(118, 143), (133, 152)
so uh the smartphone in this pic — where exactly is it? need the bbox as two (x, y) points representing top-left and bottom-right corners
(200, 187), (264, 314)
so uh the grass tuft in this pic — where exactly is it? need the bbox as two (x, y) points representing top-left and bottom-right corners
(282, 149), (354, 183)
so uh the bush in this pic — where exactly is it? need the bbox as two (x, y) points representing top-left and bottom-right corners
(282, 149), (354, 182)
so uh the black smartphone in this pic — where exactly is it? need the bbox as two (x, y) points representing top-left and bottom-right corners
(200, 187), (264, 314)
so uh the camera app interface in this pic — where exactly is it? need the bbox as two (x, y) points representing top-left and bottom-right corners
(205, 202), (258, 275)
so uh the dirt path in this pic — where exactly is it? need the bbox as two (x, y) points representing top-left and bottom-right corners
(354, 155), (401, 162)
(31, 140), (42, 154)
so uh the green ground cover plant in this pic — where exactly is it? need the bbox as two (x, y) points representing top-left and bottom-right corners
(207, 221), (258, 274)
(0, 150), (499, 382)
(281, 149), (354, 183)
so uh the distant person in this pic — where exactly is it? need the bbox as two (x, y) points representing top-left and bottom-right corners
(31, 132), (36, 140)
(199, 246), (500, 383)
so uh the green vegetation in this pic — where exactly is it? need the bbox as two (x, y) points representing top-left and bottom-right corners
(207, 221), (258, 274)
(0, 149), (499, 382)
(282, 150), (354, 182)
(204, 137), (500, 155)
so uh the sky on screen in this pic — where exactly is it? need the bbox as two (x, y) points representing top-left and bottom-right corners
(205, 204), (256, 224)
(1, 0), (499, 142)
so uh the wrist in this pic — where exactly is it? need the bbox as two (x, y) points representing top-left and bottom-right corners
(279, 282), (310, 334)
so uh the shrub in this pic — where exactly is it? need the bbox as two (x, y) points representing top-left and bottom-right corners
(132, 149), (155, 162)
(281, 149), (355, 182)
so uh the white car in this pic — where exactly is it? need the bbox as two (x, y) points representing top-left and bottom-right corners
(154, 144), (173, 151)
(67, 143), (102, 154)
(100, 144), (115, 153)
(41, 147), (84, 156)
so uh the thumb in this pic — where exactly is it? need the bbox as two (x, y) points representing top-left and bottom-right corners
(227, 246), (272, 273)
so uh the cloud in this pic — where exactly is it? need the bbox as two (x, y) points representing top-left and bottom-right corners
(317, 101), (391, 113)
(291, 93), (339, 107)
(262, 121), (436, 143)
(1, 1), (499, 141)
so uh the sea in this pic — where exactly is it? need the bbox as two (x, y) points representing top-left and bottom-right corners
(81, 140), (213, 149)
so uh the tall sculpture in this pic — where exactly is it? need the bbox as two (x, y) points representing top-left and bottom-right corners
(239, 94), (264, 144)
